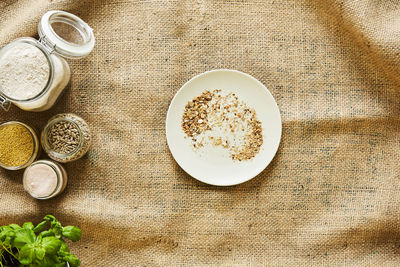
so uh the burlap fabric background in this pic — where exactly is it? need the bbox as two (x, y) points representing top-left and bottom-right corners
(1, 0), (400, 266)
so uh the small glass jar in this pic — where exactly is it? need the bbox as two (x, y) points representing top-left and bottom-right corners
(0, 121), (40, 170)
(0, 10), (95, 112)
(23, 160), (68, 199)
(41, 113), (91, 163)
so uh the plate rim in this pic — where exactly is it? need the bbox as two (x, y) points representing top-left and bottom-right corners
(166, 69), (282, 186)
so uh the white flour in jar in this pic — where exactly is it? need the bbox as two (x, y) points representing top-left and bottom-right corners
(0, 42), (49, 100)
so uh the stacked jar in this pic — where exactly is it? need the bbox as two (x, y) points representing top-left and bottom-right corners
(0, 114), (92, 200)
(0, 10), (95, 200)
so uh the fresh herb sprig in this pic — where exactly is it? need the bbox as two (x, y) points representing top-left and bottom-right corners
(0, 215), (81, 267)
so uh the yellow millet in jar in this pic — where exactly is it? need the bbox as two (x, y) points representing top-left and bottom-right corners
(0, 124), (34, 167)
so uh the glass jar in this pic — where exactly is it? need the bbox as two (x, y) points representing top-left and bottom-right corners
(0, 121), (40, 170)
(23, 160), (68, 199)
(41, 113), (91, 163)
(0, 10), (95, 112)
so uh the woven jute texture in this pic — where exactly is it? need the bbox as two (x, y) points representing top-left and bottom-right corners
(1, 0), (400, 266)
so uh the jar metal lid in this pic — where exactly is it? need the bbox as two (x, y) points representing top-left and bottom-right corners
(38, 10), (95, 59)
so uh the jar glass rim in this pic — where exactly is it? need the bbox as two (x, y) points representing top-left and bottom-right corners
(23, 160), (63, 199)
(0, 121), (39, 170)
(0, 38), (55, 103)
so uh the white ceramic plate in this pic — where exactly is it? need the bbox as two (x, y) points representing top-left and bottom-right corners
(166, 69), (282, 186)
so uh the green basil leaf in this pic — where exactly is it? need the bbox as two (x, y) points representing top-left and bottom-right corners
(33, 221), (48, 233)
(18, 244), (34, 265)
(0, 231), (6, 241)
(44, 215), (56, 222)
(3, 237), (11, 246)
(62, 226), (82, 242)
(53, 228), (63, 239)
(35, 247), (46, 260)
(41, 236), (62, 255)
(22, 222), (34, 230)
(59, 240), (70, 253)
(0, 227), (15, 243)
(4, 234), (14, 246)
(36, 254), (59, 267)
(8, 224), (21, 230)
(62, 252), (80, 267)
(44, 215), (64, 238)
(13, 229), (35, 248)
(51, 222), (63, 239)
(39, 230), (54, 238)
(36, 233), (43, 243)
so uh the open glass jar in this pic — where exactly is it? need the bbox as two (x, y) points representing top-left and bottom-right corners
(0, 121), (40, 170)
(41, 113), (91, 163)
(0, 10), (95, 112)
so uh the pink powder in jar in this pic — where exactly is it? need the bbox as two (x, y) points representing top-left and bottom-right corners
(23, 160), (67, 199)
